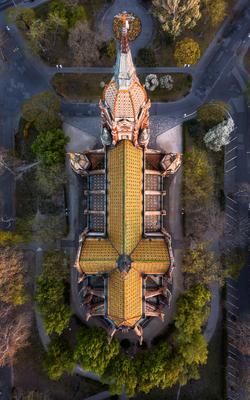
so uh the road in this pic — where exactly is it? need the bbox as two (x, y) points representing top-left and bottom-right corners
(0, 0), (249, 398)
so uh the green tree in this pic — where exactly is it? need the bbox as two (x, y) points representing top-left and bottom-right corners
(205, 0), (226, 26)
(43, 336), (75, 380)
(183, 147), (214, 207)
(197, 101), (230, 130)
(138, 342), (174, 393)
(32, 129), (69, 166)
(21, 91), (61, 133)
(174, 284), (211, 344)
(6, 6), (35, 30)
(32, 214), (66, 244)
(36, 251), (71, 335)
(36, 163), (67, 196)
(183, 242), (224, 287)
(152, 0), (201, 38)
(0, 247), (28, 305)
(104, 353), (138, 397)
(106, 38), (116, 59)
(225, 247), (246, 280)
(74, 327), (120, 376)
(174, 38), (201, 67)
(0, 231), (23, 246)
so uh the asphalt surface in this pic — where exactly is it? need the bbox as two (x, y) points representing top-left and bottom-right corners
(0, 0), (250, 398)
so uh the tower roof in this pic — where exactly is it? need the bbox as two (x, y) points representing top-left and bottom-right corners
(102, 12), (147, 122)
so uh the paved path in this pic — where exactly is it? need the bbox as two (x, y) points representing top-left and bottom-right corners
(83, 391), (111, 400)
(50, 66), (194, 75)
(97, 0), (154, 56)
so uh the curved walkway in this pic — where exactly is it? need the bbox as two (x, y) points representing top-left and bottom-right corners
(97, 0), (154, 55)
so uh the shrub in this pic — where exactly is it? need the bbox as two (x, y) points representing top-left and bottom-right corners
(174, 38), (201, 67)
(31, 129), (69, 166)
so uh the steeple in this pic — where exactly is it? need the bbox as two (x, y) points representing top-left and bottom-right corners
(100, 11), (151, 147)
(114, 12), (136, 90)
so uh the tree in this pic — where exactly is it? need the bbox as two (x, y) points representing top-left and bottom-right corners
(36, 251), (71, 335)
(103, 353), (138, 397)
(183, 147), (214, 207)
(174, 284), (211, 343)
(225, 247), (246, 280)
(74, 327), (120, 376)
(197, 101), (230, 130)
(0, 247), (27, 306)
(68, 21), (99, 66)
(43, 337), (75, 380)
(31, 129), (69, 166)
(0, 303), (31, 366)
(232, 319), (250, 356)
(174, 38), (201, 67)
(6, 6), (35, 31)
(21, 91), (61, 134)
(0, 231), (23, 246)
(205, 0), (226, 26)
(0, 147), (22, 176)
(152, 0), (201, 38)
(203, 117), (234, 151)
(183, 242), (224, 287)
(36, 163), (67, 196)
(32, 214), (65, 244)
(106, 38), (116, 59)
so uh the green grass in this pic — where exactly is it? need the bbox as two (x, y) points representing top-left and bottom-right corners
(51, 73), (192, 102)
(140, 73), (192, 102)
(51, 73), (113, 102)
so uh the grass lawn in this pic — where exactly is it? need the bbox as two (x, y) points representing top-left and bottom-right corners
(52, 73), (112, 101)
(52, 73), (192, 102)
(244, 48), (250, 74)
(140, 73), (192, 102)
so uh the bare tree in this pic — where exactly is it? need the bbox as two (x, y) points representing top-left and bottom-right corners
(68, 21), (99, 66)
(0, 247), (27, 306)
(0, 302), (31, 366)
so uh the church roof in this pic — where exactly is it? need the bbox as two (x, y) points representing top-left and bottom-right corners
(108, 140), (143, 254)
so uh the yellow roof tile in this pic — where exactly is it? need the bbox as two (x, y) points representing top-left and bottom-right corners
(79, 238), (118, 274)
(131, 239), (170, 274)
(107, 268), (142, 327)
(108, 140), (143, 255)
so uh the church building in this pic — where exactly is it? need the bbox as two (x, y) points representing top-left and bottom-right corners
(70, 12), (181, 343)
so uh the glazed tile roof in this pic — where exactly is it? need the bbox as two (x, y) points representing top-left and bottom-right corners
(108, 268), (142, 327)
(78, 141), (171, 327)
(79, 238), (118, 274)
(108, 140), (143, 255)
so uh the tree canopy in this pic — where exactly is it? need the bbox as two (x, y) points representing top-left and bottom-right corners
(204, 117), (234, 151)
(74, 327), (120, 376)
(152, 0), (201, 37)
(0, 247), (28, 306)
(183, 242), (224, 287)
(36, 163), (67, 197)
(68, 21), (99, 66)
(21, 91), (61, 133)
(197, 101), (230, 130)
(36, 251), (71, 335)
(43, 336), (75, 380)
(174, 38), (201, 67)
(183, 147), (214, 208)
(205, 0), (226, 26)
(31, 129), (69, 166)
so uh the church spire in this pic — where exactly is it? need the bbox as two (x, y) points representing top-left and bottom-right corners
(114, 12), (136, 90)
